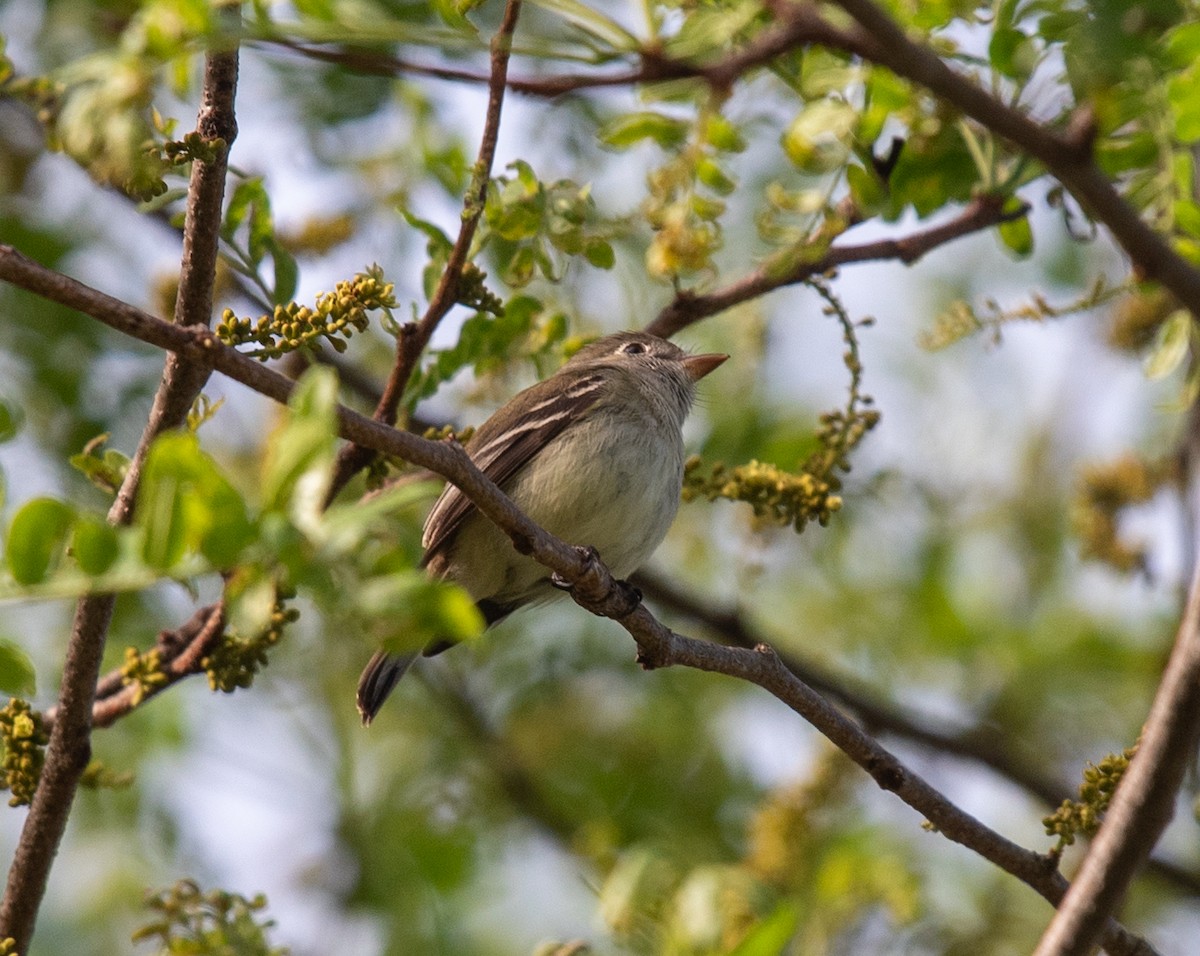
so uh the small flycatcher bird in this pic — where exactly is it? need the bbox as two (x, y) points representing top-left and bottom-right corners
(356, 330), (728, 724)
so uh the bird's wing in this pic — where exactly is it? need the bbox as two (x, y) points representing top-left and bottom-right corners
(421, 369), (609, 564)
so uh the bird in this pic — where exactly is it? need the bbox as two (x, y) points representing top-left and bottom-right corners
(356, 330), (727, 724)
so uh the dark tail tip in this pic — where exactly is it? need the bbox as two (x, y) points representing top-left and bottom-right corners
(356, 651), (415, 726)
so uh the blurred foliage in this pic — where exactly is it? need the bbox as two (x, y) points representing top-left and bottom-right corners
(2, 0), (1200, 955)
(1073, 454), (1177, 574)
(133, 879), (288, 956)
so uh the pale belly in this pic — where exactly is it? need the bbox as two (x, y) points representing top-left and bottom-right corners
(447, 406), (685, 605)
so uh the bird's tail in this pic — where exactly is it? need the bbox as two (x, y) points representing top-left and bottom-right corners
(356, 651), (416, 726)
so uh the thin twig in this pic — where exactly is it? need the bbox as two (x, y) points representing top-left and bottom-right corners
(647, 196), (1023, 337)
(264, 5), (869, 99)
(39, 603), (228, 734)
(0, 248), (1159, 956)
(609, 604), (1156, 955)
(0, 24), (240, 951)
(324, 0), (524, 502)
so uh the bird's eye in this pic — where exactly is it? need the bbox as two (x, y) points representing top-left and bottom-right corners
(620, 341), (647, 355)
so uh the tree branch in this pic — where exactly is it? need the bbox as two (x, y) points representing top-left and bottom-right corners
(325, 0), (523, 501)
(646, 196), (1023, 337)
(824, 0), (1200, 321)
(0, 25), (240, 951)
(264, 4), (871, 99)
(0, 247), (1159, 956)
(1032, 403), (1200, 956)
(634, 569), (1200, 901)
(38, 603), (227, 734)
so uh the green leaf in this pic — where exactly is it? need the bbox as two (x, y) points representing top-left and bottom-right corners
(727, 903), (799, 956)
(0, 398), (21, 443)
(73, 515), (119, 575)
(989, 27), (1038, 80)
(266, 236), (299, 305)
(846, 163), (885, 214)
(997, 201), (1034, 258)
(403, 210), (454, 301)
(319, 480), (438, 556)
(1176, 199), (1200, 238)
(665, 0), (763, 59)
(138, 432), (254, 571)
(782, 100), (857, 174)
(1145, 309), (1192, 380)
(247, 185), (275, 266)
(598, 112), (690, 151)
(222, 177), (268, 243)
(696, 157), (737, 196)
(262, 366), (338, 516)
(526, 0), (640, 51)
(6, 497), (76, 585)
(584, 239), (615, 269)
(1168, 62), (1200, 143)
(702, 114), (747, 153)
(359, 575), (485, 655)
(0, 639), (36, 696)
(70, 441), (130, 495)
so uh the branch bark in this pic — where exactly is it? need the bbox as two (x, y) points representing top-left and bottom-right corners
(0, 26), (239, 951)
(324, 0), (523, 501)
(1032, 404), (1200, 956)
(825, 0), (1200, 319)
(647, 196), (1023, 338)
(0, 247), (1160, 956)
(264, 4), (870, 99)
(634, 570), (1200, 901)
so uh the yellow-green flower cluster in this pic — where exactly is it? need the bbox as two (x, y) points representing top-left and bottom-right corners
(683, 457), (843, 532)
(684, 280), (879, 533)
(80, 759), (134, 791)
(121, 646), (168, 706)
(1044, 747), (1136, 853)
(133, 879), (287, 955)
(457, 262), (504, 315)
(217, 267), (396, 360)
(0, 698), (48, 807)
(162, 131), (225, 167)
(1073, 454), (1172, 573)
(202, 594), (299, 693)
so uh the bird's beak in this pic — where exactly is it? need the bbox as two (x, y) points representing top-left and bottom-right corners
(682, 352), (729, 381)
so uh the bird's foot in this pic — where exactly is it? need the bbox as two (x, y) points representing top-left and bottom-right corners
(551, 546), (642, 618)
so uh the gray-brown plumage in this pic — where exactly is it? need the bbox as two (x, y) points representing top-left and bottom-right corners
(357, 331), (727, 724)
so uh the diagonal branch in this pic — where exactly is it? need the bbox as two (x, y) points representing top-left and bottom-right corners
(824, 0), (1200, 322)
(0, 247), (1160, 956)
(1032, 403), (1200, 956)
(634, 570), (1200, 901)
(647, 195), (1023, 337)
(39, 603), (228, 734)
(325, 0), (523, 501)
(0, 22), (240, 952)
